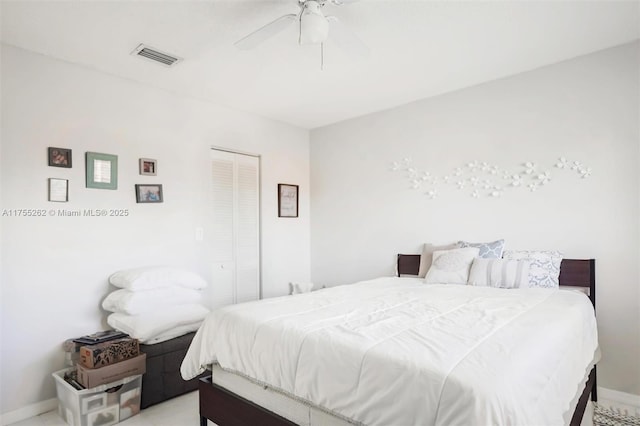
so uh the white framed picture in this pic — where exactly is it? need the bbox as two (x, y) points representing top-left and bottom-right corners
(48, 178), (69, 202)
(139, 158), (157, 176)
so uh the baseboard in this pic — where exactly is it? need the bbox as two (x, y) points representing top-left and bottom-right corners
(0, 398), (57, 426)
(598, 387), (640, 417)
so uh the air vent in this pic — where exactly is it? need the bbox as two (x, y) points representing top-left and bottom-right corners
(131, 44), (181, 67)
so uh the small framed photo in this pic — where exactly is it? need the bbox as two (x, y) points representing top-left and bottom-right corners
(48, 147), (72, 168)
(135, 184), (163, 203)
(278, 184), (298, 218)
(86, 152), (118, 190)
(48, 178), (69, 202)
(139, 158), (157, 176)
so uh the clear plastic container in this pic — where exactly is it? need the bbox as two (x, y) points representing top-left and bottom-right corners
(52, 368), (142, 426)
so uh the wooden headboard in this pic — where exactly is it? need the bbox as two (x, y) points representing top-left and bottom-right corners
(396, 254), (596, 309)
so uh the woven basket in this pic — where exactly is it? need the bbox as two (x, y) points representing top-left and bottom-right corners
(594, 403), (640, 426)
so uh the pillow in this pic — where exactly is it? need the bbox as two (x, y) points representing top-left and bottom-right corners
(417, 243), (459, 277)
(424, 247), (480, 285)
(102, 287), (203, 315)
(139, 322), (203, 345)
(289, 282), (314, 295)
(468, 258), (530, 289)
(109, 267), (207, 291)
(458, 239), (505, 258)
(107, 304), (209, 343)
(502, 250), (563, 288)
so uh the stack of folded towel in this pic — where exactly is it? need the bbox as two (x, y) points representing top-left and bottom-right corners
(102, 267), (209, 345)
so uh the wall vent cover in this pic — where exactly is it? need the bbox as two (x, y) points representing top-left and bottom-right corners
(131, 44), (182, 67)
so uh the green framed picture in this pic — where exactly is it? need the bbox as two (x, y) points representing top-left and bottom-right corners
(86, 152), (118, 190)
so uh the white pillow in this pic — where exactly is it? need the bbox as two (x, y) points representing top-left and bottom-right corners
(289, 282), (314, 294)
(140, 322), (203, 345)
(417, 242), (459, 277)
(424, 247), (480, 285)
(107, 304), (209, 343)
(468, 258), (531, 289)
(109, 267), (207, 291)
(102, 287), (203, 315)
(503, 250), (563, 289)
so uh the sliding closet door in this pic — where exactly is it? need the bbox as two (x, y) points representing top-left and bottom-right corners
(210, 149), (260, 307)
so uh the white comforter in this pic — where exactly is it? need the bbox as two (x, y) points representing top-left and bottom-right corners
(181, 277), (598, 426)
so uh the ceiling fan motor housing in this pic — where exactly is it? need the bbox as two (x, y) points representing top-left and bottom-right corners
(299, 1), (329, 45)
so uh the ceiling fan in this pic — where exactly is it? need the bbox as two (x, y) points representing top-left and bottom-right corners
(234, 0), (368, 61)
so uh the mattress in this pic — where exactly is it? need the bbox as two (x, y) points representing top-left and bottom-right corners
(208, 359), (597, 426)
(182, 277), (599, 425)
(210, 364), (354, 425)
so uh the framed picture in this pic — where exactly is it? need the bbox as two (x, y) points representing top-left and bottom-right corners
(139, 158), (157, 176)
(48, 178), (69, 202)
(278, 184), (298, 218)
(135, 184), (163, 203)
(48, 147), (72, 168)
(86, 152), (118, 190)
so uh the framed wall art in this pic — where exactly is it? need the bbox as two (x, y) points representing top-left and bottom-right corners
(86, 152), (118, 190)
(278, 183), (298, 218)
(48, 147), (72, 168)
(48, 178), (69, 202)
(139, 158), (157, 176)
(135, 184), (163, 203)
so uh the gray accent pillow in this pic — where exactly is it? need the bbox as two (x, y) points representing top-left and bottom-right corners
(458, 239), (505, 259)
(468, 258), (530, 289)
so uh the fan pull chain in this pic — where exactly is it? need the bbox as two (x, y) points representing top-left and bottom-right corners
(320, 43), (324, 71)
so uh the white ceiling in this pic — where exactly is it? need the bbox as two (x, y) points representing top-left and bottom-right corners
(1, 1), (639, 129)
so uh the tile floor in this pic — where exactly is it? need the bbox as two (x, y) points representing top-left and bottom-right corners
(9, 393), (594, 426)
(8, 391), (215, 426)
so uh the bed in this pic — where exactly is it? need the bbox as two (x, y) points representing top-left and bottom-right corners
(181, 257), (598, 426)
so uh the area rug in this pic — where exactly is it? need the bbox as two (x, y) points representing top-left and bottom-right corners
(594, 403), (640, 426)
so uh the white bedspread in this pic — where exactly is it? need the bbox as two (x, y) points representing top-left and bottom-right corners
(181, 277), (598, 426)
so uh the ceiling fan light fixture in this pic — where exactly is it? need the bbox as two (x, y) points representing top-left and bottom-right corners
(299, 1), (329, 45)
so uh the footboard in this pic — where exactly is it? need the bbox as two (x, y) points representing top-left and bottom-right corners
(198, 372), (595, 426)
(198, 376), (296, 426)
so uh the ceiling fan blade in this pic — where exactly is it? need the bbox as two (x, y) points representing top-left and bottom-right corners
(326, 16), (369, 57)
(234, 14), (297, 50)
(330, 0), (360, 4)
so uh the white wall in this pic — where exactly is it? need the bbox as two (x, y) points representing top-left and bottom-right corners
(310, 42), (640, 395)
(0, 44), (310, 414)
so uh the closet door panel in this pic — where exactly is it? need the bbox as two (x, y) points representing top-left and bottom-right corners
(235, 156), (260, 302)
(210, 149), (260, 306)
(211, 151), (236, 306)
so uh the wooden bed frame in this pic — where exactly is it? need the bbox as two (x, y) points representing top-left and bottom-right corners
(198, 257), (597, 426)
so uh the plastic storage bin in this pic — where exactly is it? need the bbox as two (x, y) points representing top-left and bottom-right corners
(52, 368), (142, 426)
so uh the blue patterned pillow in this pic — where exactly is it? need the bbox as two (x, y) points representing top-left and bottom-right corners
(503, 250), (563, 288)
(458, 239), (505, 259)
